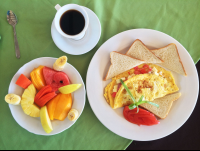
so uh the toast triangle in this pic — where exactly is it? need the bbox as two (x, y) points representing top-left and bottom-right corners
(140, 93), (181, 119)
(104, 51), (144, 80)
(126, 39), (163, 63)
(151, 44), (187, 76)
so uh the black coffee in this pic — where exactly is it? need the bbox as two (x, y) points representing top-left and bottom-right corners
(60, 10), (85, 36)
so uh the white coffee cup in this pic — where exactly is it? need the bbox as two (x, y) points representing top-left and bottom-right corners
(54, 4), (89, 40)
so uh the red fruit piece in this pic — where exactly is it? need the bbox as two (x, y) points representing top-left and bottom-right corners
(43, 66), (70, 92)
(35, 91), (57, 108)
(50, 82), (60, 92)
(16, 74), (32, 89)
(53, 72), (70, 88)
(34, 85), (52, 101)
(43, 67), (58, 85)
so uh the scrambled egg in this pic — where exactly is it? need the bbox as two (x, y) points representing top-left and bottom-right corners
(104, 64), (179, 109)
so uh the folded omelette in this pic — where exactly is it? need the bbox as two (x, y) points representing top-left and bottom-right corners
(104, 64), (179, 109)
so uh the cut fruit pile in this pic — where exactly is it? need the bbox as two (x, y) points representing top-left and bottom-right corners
(5, 56), (82, 134)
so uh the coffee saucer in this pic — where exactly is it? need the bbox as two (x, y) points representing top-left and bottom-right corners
(51, 7), (101, 55)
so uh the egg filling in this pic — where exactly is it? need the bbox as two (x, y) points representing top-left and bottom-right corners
(104, 64), (179, 109)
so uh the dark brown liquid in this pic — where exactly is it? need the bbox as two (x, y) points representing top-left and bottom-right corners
(60, 10), (85, 36)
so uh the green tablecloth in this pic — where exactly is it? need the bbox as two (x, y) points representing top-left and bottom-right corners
(0, 0), (199, 150)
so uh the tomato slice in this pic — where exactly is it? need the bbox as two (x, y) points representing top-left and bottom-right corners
(112, 83), (123, 98)
(143, 64), (149, 68)
(134, 66), (139, 70)
(134, 70), (141, 75)
(117, 83), (122, 91)
(140, 68), (148, 74)
(123, 106), (159, 126)
(112, 92), (117, 98)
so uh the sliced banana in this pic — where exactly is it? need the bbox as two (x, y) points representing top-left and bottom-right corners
(5, 94), (21, 105)
(67, 109), (79, 121)
(53, 56), (68, 71)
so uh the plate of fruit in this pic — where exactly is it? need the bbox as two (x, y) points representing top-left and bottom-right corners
(5, 56), (85, 135)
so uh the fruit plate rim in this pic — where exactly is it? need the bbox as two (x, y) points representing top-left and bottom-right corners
(8, 57), (86, 136)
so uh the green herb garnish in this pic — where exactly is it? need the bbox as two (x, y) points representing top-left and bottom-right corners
(120, 79), (159, 113)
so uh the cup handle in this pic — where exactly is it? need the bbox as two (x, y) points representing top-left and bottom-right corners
(55, 4), (61, 11)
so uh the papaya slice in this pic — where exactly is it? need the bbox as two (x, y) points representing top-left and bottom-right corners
(16, 74), (32, 89)
(46, 93), (62, 120)
(54, 93), (72, 121)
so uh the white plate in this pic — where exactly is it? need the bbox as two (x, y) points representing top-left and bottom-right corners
(86, 29), (199, 141)
(51, 7), (101, 55)
(8, 57), (86, 136)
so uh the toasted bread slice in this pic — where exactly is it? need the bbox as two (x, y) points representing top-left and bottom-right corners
(140, 93), (181, 119)
(126, 39), (163, 63)
(151, 44), (187, 76)
(104, 51), (144, 80)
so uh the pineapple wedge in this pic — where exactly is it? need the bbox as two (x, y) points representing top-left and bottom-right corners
(21, 84), (40, 117)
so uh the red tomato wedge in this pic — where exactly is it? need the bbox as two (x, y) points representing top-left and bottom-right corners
(134, 70), (141, 75)
(133, 64), (153, 75)
(143, 64), (149, 68)
(140, 68), (149, 74)
(133, 66), (139, 70)
(112, 92), (117, 98)
(117, 83), (122, 91)
(123, 106), (160, 126)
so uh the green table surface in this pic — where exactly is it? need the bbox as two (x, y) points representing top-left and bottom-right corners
(0, 0), (200, 150)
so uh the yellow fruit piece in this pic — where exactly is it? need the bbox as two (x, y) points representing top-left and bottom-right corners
(54, 93), (72, 121)
(5, 94), (21, 105)
(53, 56), (68, 71)
(40, 106), (53, 134)
(30, 65), (46, 91)
(68, 109), (79, 121)
(21, 84), (40, 117)
(59, 84), (82, 94)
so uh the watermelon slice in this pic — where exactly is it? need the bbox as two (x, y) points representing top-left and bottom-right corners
(43, 67), (58, 85)
(53, 72), (70, 88)
(43, 66), (70, 92)
(50, 82), (60, 92)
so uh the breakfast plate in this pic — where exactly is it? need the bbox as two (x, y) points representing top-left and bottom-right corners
(86, 29), (199, 141)
(8, 57), (86, 135)
(51, 7), (101, 55)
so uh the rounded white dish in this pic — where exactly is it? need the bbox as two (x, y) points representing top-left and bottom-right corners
(51, 7), (101, 55)
(8, 57), (86, 136)
(86, 29), (199, 141)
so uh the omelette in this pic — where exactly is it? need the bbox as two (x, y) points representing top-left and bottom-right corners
(104, 64), (179, 109)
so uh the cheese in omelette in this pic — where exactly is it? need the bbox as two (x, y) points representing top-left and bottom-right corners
(104, 64), (179, 109)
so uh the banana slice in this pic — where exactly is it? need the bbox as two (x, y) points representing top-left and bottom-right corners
(5, 94), (21, 105)
(53, 56), (68, 71)
(67, 109), (79, 121)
